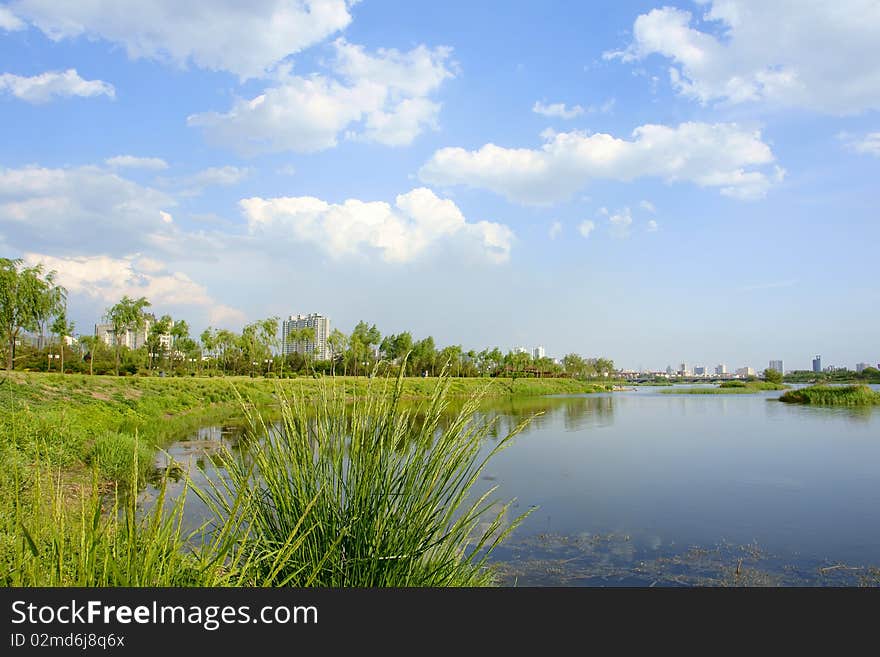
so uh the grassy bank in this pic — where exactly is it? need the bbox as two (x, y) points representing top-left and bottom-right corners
(661, 381), (788, 395)
(2, 373), (533, 586)
(778, 384), (880, 406)
(0, 372), (608, 485)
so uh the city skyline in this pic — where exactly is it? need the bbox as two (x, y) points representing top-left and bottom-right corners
(1, 1), (878, 370)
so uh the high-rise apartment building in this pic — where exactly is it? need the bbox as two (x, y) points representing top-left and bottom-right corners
(715, 364), (727, 376)
(769, 360), (784, 374)
(693, 366), (706, 376)
(855, 362), (871, 373)
(282, 313), (330, 361)
(812, 355), (822, 373)
(533, 346), (546, 359)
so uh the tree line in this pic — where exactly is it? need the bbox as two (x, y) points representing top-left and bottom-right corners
(1, 258), (615, 379)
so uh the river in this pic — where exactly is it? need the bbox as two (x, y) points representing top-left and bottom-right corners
(144, 384), (880, 586)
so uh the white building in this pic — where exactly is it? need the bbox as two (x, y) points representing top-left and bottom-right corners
(769, 360), (784, 374)
(282, 313), (330, 361)
(736, 366), (756, 377)
(855, 362), (872, 373)
(715, 364), (727, 376)
(533, 345), (546, 359)
(95, 316), (166, 351)
(513, 346), (529, 355)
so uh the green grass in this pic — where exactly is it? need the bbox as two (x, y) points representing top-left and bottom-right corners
(660, 380), (788, 395)
(778, 385), (880, 406)
(1, 371), (534, 586)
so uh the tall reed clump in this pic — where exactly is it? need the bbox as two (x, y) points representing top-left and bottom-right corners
(0, 435), (245, 586)
(779, 384), (880, 406)
(201, 366), (534, 586)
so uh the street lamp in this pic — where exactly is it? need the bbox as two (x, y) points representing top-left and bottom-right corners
(264, 358), (273, 375)
(47, 352), (60, 371)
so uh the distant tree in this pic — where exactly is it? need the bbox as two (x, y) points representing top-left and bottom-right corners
(50, 308), (75, 374)
(147, 314), (172, 370)
(327, 329), (348, 375)
(104, 296), (151, 375)
(562, 353), (586, 378)
(0, 258), (66, 370)
(763, 368), (783, 384)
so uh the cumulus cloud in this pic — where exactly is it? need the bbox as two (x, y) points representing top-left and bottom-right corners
(21, 252), (245, 325)
(533, 101), (584, 119)
(0, 6), (24, 30)
(9, 0), (353, 79)
(419, 122), (778, 204)
(0, 69), (115, 103)
(579, 220), (596, 238)
(240, 187), (513, 264)
(0, 165), (175, 253)
(639, 199), (656, 213)
(607, 207), (633, 239)
(549, 220), (562, 239)
(841, 131), (880, 156)
(605, 1), (880, 114)
(647, 219), (659, 232)
(190, 166), (251, 187)
(188, 40), (454, 154)
(105, 155), (169, 170)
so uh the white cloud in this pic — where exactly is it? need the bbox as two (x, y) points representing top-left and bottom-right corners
(240, 187), (513, 264)
(533, 101), (584, 119)
(605, 1), (880, 114)
(9, 0), (353, 79)
(608, 208), (633, 239)
(419, 122), (777, 204)
(533, 99), (615, 119)
(0, 6), (25, 30)
(277, 165), (297, 176)
(0, 165), (175, 253)
(841, 131), (880, 156)
(191, 166), (251, 187)
(21, 252), (245, 325)
(106, 155), (169, 170)
(578, 220), (596, 238)
(647, 219), (659, 232)
(188, 40), (454, 154)
(639, 199), (656, 213)
(549, 220), (562, 239)
(0, 69), (115, 103)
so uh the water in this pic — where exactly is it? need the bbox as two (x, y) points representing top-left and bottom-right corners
(145, 384), (880, 586)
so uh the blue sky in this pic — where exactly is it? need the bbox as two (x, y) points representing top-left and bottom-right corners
(1, 0), (878, 371)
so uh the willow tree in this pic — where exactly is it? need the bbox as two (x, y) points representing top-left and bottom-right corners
(50, 308), (75, 374)
(0, 258), (66, 370)
(104, 296), (151, 376)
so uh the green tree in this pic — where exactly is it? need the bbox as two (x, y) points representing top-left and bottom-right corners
(763, 368), (783, 384)
(146, 314), (172, 370)
(170, 319), (190, 370)
(104, 296), (151, 376)
(562, 353), (586, 378)
(327, 329), (348, 375)
(0, 258), (66, 370)
(49, 307), (75, 374)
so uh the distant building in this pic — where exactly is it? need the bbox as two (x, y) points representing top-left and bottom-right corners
(666, 365), (674, 376)
(282, 313), (330, 361)
(95, 314), (164, 350)
(812, 355), (822, 373)
(736, 366), (756, 377)
(693, 366), (706, 376)
(679, 362), (688, 376)
(533, 345), (546, 359)
(513, 346), (529, 355)
(769, 360), (784, 374)
(856, 363), (871, 373)
(715, 364), (727, 376)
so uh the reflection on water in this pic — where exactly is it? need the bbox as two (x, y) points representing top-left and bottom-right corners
(143, 385), (880, 586)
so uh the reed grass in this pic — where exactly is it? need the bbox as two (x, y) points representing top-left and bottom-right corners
(199, 366), (534, 586)
(1, 368), (534, 587)
(778, 384), (880, 406)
